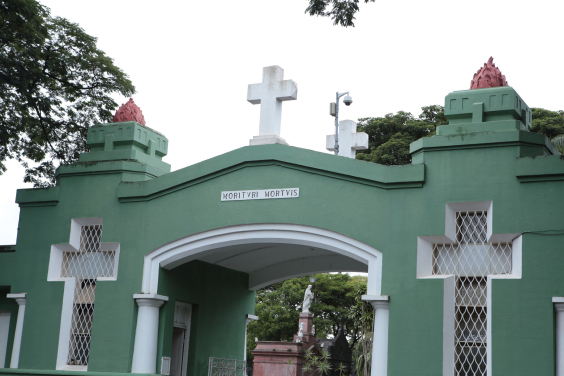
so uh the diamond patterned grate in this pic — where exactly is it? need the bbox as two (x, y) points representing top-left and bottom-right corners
(432, 212), (512, 376)
(61, 224), (115, 366)
(208, 357), (246, 376)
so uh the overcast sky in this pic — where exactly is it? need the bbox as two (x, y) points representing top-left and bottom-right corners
(1, 0), (563, 244)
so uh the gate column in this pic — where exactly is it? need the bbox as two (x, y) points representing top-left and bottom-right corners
(554, 298), (564, 376)
(362, 295), (390, 376)
(131, 294), (169, 374)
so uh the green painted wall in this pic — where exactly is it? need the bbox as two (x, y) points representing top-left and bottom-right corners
(1, 86), (563, 375)
(157, 261), (254, 376)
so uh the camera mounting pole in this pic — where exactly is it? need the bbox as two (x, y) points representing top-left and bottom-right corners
(332, 91), (350, 156)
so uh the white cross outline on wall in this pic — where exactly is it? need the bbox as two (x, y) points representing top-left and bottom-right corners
(415, 201), (522, 376)
(47, 217), (120, 370)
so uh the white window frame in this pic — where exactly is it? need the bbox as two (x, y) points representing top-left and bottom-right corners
(47, 217), (120, 371)
(416, 201), (522, 376)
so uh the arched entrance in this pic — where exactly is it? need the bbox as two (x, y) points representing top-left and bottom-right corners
(131, 224), (385, 375)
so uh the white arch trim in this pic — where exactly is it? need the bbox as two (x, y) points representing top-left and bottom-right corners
(142, 223), (382, 294)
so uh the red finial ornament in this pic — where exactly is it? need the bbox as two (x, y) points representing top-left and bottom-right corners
(470, 57), (508, 89)
(113, 98), (146, 125)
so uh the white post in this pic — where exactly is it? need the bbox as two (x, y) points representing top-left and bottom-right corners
(244, 314), (259, 362)
(362, 295), (389, 376)
(554, 298), (564, 376)
(131, 294), (169, 374)
(7, 294), (26, 369)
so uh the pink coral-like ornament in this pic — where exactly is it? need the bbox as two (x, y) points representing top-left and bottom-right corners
(113, 98), (146, 125)
(470, 57), (508, 89)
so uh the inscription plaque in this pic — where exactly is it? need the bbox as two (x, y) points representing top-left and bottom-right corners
(221, 188), (299, 202)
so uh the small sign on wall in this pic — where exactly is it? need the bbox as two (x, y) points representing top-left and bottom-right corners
(221, 188), (299, 202)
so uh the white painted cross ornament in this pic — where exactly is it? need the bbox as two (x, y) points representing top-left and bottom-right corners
(247, 66), (298, 146)
(326, 120), (369, 158)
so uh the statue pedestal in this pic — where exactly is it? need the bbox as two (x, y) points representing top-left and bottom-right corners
(251, 313), (316, 376)
(251, 341), (304, 376)
(293, 313), (315, 350)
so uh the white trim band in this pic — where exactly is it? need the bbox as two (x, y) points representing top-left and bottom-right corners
(141, 224), (382, 295)
(6, 293), (26, 369)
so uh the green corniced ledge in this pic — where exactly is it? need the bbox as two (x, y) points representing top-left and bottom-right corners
(79, 149), (171, 173)
(410, 130), (558, 155)
(15, 186), (59, 207)
(516, 155), (564, 182)
(0, 369), (154, 376)
(55, 160), (167, 180)
(0, 245), (16, 252)
(116, 144), (425, 202)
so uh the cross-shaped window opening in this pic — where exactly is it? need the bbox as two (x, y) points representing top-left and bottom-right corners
(431, 211), (513, 376)
(62, 224), (115, 366)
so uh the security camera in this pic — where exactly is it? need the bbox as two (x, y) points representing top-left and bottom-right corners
(343, 95), (353, 106)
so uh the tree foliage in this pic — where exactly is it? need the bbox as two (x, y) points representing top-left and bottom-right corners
(356, 105), (564, 166)
(355, 105), (447, 165)
(531, 108), (564, 140)
(0, 0), (135, 187)
(305, 0), (376, 27)
(247, 273), (368, 364)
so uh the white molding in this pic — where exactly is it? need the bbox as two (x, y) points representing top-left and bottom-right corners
(57, 365), (87, 372)
(362, 295), (389, 302)
(246, 314), (259, 322)
(7, 293), (26, 369)
(443, 276), (455, 376)
(244, 314), (259, 362)
(56, 280), (76, 370)
(141, 223), (382, 295)
(5, 294), (26, 300)
(486, 277), (493, 376)
(0, 311), (11, 368)
(554, 298), (564, 376)
(369, 300), (389, 376)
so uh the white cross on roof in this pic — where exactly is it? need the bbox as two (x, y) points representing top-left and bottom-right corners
(247, 66), (297, 145)
(326, 120), (369, 158)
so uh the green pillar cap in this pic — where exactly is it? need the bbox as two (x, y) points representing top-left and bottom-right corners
(78, 121), (171, 173)
(438, 86), (531, 135)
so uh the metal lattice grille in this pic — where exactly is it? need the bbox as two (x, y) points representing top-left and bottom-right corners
(431, 212), (512, 376)
(68, 279), (95, 365)
(61, 224), (114, 366)
(208, 358), (246, 376)
(61, 251), (116, 278)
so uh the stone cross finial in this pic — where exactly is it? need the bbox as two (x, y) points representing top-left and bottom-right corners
(326, 120), (369, 158)
(247, 66), (298, 146)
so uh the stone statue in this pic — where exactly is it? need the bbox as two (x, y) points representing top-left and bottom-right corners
(302, 285), (314, 313)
